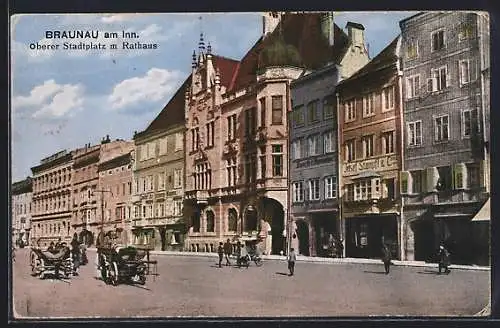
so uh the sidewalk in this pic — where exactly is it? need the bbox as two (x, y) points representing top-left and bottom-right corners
(86, 248), (490, 272)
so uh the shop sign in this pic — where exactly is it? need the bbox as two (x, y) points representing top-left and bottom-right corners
(343, 155), (398, 176)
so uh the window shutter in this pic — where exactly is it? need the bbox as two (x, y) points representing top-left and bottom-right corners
(479, 160), (487, 189)
(453, 163), (466, 189)
(426, 167), (438, 192)
(400, 171), (410, 194)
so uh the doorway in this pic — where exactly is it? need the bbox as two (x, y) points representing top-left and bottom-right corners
(296, 220), (310, 256)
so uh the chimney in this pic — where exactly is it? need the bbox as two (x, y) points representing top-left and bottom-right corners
(321, 12), (335, 46)
(346, 22), (366, 50)
(262, 12), (281, 38)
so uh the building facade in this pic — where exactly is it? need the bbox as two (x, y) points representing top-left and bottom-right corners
(337, 36), (404, 260)
(399, 12), (490, 265)
(132, 80), (188, 251)
(71, 143), (100, 245)
(12, 177), (32, 247)
(288, 66), (342, 257)
(30, 150), (73, 247)
(182, 12), (369, 255)
(97, 139), (134, 245)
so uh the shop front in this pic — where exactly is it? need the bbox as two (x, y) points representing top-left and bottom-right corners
(345, 214), (399, 260)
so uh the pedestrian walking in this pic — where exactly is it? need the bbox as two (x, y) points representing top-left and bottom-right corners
(438, 244), (451, 275)
(223, 239), (232, 266)
(382, 243), (392, 274)
(287, 248), (297, 276)
(236, 241), (242, 267)
(71, 233), (81, 276)
(217, 242), (224, 268)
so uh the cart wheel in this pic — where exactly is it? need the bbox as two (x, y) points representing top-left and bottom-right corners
(138, 274), (146, 285)
(254, 258), (263, 267)
(108, 262), (119, 286)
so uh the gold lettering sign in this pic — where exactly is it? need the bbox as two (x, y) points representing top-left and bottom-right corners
(342, 155), (398, 176)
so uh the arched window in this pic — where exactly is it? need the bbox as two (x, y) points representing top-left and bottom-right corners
(206, 210), (215, 232)
(245, 206), (258, 232)
(192, 211), (201, 233)
(228, 208), (238, 232)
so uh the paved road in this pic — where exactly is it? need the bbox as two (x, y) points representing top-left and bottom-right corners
(12, 248), (490, 318)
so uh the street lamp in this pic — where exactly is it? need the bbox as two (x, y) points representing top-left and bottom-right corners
(92, 189), (113, 246)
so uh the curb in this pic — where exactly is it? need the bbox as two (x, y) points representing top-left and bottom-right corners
(85, 248), (490, 271)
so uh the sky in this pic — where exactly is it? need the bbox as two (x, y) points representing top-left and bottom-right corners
(10, 11), (418, 182)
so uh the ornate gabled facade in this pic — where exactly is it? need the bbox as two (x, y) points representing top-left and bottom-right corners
(183, 12), (369, 255)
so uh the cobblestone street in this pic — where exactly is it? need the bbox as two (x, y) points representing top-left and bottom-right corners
(12, 249), (490, 318)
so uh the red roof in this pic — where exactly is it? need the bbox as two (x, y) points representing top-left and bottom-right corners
(228, 13), (350, 92)
(212, 55), (240, 88)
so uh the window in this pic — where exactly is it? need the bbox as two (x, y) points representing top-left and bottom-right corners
(434, 115), (450, 142)
(245, 108), (257, 137)
(431, 30), (445, 51)
(173, 200), (182, 216)
(462, 109), (478, 138)
(173, 168), (183, 188)
(307, 100), (319, 122)
(192, 213), (200, 232)
(194, 163), (210, 190)
(429, 66), (448, 92)
(308, 179), (320, 200)
(459, 22), (474, 41)
(259, 146), (266, 180)
(308, 135), (321, 156)
(147, 142), (156, 159)
(158, 173), (165, 190)
(324, 131), (335, 153)
(382, 86), (395, 111)
(259, 97), (266, 127)
(406, 75), (420, 99)
(191, 127), (200, 151)
(324, 176), (337, 199)
(271, 95), (283, 124)
(228, 209), (238, 232)
(244, 153), (257, 183)
(206, 211), (215, 232)
(175, 132), (183, 151)
(128, 182), (132, 194)
(459, 60), (471, 85)
(206, 121), (215, 147)
(353, 180), (372, 201)
(226, 158), (237, 186)
(227, 114), (238, 141)
(363, 93), (375, 117)
(291, 139), (303, 160)
(381, 131), (395, 154)
(408, 121), (422, 147)
(345, 139), (356, 162)
(159, 137), (168, 155)
(293, 105), (305, 126)
(467, 163), (480, 189)
(362, 135), (374, 158)
(147, 175), (154, 191)
(406, 38), (419, 59)
(437, 166), (453, 191)
(384, 178), (395, 199)
(323, 96), (335, 119)
(344, 100), (356, 122)
(272, 145), (283, 177)
(292, 182), (304, 202)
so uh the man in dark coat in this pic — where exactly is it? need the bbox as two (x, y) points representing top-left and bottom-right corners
(438, 245), (451, 274)
(382, 243), (392, 274)
(217, 242), (224, 268)
(223, 239), (232, 266)
(71, 233), (81, 275)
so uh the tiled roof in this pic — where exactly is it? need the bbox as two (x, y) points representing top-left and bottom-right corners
(12, 177), (32, 194)
(136, 55), (239, 139)
(228, 13), (350, 92)
(337, 35), (400, 88)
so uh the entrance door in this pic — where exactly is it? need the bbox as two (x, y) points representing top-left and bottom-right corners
(413, 220), (436, 262)
(159, 227), (167, 251)
(296, 220), (310, 256)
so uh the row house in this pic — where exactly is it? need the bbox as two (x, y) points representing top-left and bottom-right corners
(132, 81), (187, 251)
(30, 150), (73, 247)
(337, 36), (404, 260)
(289, 20), (370, 257)
(97, 139), (134, 246)
(71, 142), (101, 245)
(399, 12), (490, 265)
(183, 12), (369, 255)
(12, 177), (32, 247)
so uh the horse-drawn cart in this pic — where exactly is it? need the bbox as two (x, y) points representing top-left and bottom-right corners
(97, 245), (158, 286)
(30, 246), (73, 279)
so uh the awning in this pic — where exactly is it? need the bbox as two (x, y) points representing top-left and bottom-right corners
(472, 198), (490, 222)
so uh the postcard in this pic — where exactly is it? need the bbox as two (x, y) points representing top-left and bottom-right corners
(10, 11), (491, 319)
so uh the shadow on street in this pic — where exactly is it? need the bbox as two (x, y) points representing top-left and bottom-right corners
(363, 270), (387, 275)
(275, 272), (289, 276)
(417, 271), (441, 275)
